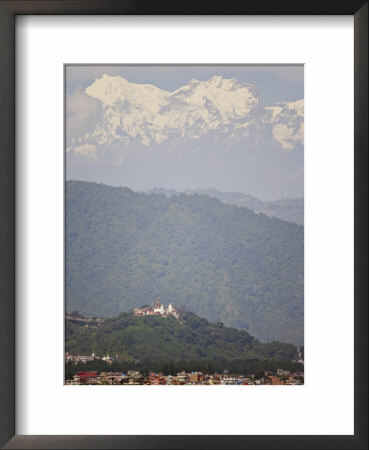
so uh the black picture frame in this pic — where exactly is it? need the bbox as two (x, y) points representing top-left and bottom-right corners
(0, 1), (367, 449)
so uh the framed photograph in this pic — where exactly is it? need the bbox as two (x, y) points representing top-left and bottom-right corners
(64, 62), (305, 388)
(0, 1), (367, 449)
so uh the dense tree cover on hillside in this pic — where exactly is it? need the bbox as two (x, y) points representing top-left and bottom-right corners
(66, 181), (304, 344)
(65, 311), (298, 362)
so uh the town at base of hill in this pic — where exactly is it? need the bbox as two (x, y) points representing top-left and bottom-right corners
(65, 368), (304, 385)
(65, 303), (304, 385)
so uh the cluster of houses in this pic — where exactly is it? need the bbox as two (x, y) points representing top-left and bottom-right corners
(133, 297), (179, 320)
(65, 369), (304, 385)
(65, 352), (114, 365)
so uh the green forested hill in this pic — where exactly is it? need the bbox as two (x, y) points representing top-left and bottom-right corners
(65, 311), (298, 362)
(66, 181), (304, 344)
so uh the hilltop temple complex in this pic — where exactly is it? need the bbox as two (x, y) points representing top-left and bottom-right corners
(133, 297), (179, 320)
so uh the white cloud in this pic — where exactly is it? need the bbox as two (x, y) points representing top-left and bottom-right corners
(66, 87), (102, 143)
(73, 144), (97, 161)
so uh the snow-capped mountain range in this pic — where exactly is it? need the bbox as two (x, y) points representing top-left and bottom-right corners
(66, 74), (304, 200)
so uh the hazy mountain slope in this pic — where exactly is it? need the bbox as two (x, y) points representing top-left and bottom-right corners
(65, 311), (298, 362)
(144, 187), (304, 225)
(66, 181), (304, 345)
(256, 198), (304, 225)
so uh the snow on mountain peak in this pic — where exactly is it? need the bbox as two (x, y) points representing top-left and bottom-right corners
(69, 75), (303, 154)
(169, 76), (259, 121)
(85, 74), (168, 107)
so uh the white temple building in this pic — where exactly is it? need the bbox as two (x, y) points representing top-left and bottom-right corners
(153, 297), (165, 315)
(134, 297), (179, 320)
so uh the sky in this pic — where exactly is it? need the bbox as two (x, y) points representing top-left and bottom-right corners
(66, 64), (303, 106)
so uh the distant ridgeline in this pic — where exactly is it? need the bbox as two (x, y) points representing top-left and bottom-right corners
(65, 309), (300, 363)
(66, 181), (304, 345)
(143, 187), (304, 225)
